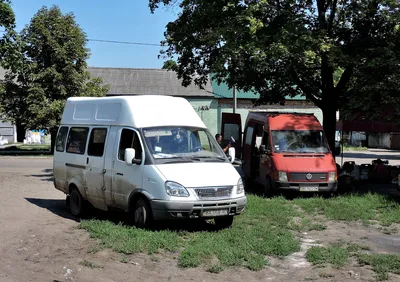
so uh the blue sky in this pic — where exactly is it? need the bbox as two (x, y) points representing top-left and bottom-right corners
(10, 0), (178, 68)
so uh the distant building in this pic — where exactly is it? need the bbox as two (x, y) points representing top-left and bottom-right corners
(89, 67), (322, 137)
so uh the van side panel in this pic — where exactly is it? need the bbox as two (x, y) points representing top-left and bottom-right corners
(103, 126), (119, 207)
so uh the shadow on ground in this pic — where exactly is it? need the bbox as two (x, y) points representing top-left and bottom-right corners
(245, 180), (400, 202)
(28, 168), (54, 182)
(24, 196), (220, 232)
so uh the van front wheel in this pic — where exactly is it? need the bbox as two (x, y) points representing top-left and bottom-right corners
(132, 198), (153, 228)
(214, 216), (234, 229)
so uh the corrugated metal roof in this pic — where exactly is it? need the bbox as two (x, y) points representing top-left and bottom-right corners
(211, 76), (305, 100)
(89, 67), (214, 97)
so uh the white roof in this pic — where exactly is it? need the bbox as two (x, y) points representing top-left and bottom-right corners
(60, 95), (207, 129)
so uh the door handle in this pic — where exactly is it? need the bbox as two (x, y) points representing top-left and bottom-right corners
(86, 157), (89, 164)
(102, 169), (106, 174)
(116, 172), (123, 176)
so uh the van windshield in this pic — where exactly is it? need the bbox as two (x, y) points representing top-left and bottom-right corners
(142, 127), (227, 164)
(271, 130), (329, 153)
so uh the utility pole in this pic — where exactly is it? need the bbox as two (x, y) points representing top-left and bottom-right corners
(233, 86), (237, 114)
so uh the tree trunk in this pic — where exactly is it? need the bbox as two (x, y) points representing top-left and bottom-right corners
(50, 127), (58, 155)
(322, 106), (338, 157)
(16, 122), (26, 143)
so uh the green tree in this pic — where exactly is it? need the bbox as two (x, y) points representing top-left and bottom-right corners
(162, 59), (178, 71)
(0, 6), (109, 150)
(149, 0), (400, 153)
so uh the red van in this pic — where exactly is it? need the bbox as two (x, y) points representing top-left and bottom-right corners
(221, 111), (338, 194)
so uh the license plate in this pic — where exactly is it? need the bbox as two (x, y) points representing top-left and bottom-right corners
(202, 209), (228, 217)
(300, 185), (319, 192)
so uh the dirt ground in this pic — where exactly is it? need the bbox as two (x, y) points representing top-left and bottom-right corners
(0, 153), (400, 282)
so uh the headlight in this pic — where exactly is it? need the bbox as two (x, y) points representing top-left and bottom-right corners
(165, 181), (189, 197)
(329, 172), (337, 182)
(237, 178), (244, 194)
(278, 171), (288, 182)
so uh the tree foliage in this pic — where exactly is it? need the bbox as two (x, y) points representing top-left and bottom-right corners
(0, 5), (109, 137)
(149, 0), (400, 151)
(162, 59), (178, 70)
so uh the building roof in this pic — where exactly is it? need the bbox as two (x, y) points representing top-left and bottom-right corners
(88, 67), (214, 97)
(210, 76), (305, 100)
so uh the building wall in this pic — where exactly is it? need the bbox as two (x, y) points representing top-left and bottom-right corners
(0, 119), (16, 143)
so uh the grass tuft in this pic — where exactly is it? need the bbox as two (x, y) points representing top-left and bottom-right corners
(306, 245), (349, 268)
(357, 253), (400, 281)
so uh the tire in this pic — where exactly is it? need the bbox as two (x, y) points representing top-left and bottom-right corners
(69, 188), (85, 217)
(214, 216), (234, 229)
(263, 177), (274, 197)
(131, 197), (153, 228)
(66, 195), (70, 207)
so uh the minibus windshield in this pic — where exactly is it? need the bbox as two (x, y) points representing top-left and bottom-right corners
(142, 126), (227, 163)
(271, 130), (329, 153)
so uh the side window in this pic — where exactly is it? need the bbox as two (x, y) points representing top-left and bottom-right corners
(245, 126), (254, 145)
(66, 127), (89, 155)
(118, 129), (142, 161)
(88, 128), (107, 157)
(55, 126), (69, 152)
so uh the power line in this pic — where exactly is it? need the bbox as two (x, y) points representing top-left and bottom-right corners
(0, 30), (163, 47)
(88, 38), (162, 47)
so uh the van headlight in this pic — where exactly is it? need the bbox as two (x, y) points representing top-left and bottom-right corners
(329, 172), (337, 182)
(165, 181), (190, 197)
(237, 178), (244, 194)
(278, 171), (288, 182)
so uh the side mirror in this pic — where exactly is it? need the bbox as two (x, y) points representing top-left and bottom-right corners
(228, 147), (235, 164)
(125, 148), (141, 165)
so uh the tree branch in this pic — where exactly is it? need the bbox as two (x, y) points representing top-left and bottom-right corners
(290, 68), (322, 107)
(335, 66), (353, 93)
(316, 0), (327, 29)
(327, 0), (338, 36)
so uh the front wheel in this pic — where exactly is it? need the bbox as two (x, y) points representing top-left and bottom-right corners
(214, 216), (234, 229)
(131, 198), (153, 228)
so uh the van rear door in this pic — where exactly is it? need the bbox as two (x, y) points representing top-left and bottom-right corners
(221, 113), (242, 159)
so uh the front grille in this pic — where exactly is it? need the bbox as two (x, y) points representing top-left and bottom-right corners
(195, 186), (233, 199)
(290, 173), (327, 182)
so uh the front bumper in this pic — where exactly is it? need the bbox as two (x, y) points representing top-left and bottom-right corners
(274, 181), (337, 192)
(150, 196), (247, 220)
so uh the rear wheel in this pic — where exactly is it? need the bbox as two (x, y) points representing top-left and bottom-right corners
(69, 188), (85, 217)
(131, 197), (153, 228)
(214, 216), (234, 229)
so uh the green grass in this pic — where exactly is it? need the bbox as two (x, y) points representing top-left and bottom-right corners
(292, 193), (400, 226)
(306, 245), (349, 268)
(357, 253), (400, 281)
(289, 217), (327, 232)
(78, 259), (102, 268)
(80, 193), (400, 273)
(80, 195), (301, 271)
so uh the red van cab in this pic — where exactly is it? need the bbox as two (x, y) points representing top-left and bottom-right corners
(221, 111), (338, 194)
